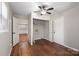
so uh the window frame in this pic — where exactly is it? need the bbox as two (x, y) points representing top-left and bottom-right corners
(0, 2), (8, 33)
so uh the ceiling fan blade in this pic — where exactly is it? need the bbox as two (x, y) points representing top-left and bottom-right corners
(46, 12), (51, 14)
(38, 6), (42, 9)
(47, 8), (54, 11)
(42, 5), (45, 9)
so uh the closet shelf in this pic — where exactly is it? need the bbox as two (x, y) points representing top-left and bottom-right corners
(18, 24), (28, 25)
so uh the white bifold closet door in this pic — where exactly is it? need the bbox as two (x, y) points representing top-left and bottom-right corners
(33, 24), (44, 40)
(33, 19), (49, 41)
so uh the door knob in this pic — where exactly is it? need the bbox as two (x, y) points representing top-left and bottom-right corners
(12, 32), (15, 34)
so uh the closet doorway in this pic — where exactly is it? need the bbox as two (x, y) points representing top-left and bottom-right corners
(33, 19), (49, 42)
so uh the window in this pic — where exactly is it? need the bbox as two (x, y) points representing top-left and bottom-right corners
(0, 16), (2, 31)
(0, 2), (8, 32)
(0, 2), (2, 32)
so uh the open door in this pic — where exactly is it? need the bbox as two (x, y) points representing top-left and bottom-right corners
(13, 17), (19, 46)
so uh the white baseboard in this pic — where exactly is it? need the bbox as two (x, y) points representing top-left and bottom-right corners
(54, 41), (79, 52)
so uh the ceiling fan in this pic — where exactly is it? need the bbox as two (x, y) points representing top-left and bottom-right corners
(38, 5), (54, 15)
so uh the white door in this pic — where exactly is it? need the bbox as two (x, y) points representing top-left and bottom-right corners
(13, 17), (19, 46)
(33, 24), (44, 40)
(53, 17), (64, 45)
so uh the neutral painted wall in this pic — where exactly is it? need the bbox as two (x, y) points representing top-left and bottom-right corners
(63, 6), (79, 50)
(0, 3), (13, 56)
(49, 17), (53, 42)
(28, 13), (33, 45)
(28, 15), (31, 43)
(53, 6), (79, 51)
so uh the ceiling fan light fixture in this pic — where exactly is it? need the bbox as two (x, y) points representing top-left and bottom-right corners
(41, 10), (46, 15)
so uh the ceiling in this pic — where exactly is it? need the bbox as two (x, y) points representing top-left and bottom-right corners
(9, 2), (79, 16)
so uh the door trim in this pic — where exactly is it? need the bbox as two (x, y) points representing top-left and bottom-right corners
(12, 16), (13, 47)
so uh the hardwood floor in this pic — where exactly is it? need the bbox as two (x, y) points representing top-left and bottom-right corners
(10, 39), (79, 56)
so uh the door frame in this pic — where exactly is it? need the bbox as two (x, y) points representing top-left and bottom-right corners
(12, 16), (13, 47)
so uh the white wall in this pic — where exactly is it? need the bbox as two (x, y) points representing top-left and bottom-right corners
(0, 3), (13, 56)
(49, 18), (53, 42)
(28, 13), (33, 45)
(63, 6), (79, 50)
(28, 15), (31, 44)
(31, 14), (33, 45)
(53, 6), (79, 51)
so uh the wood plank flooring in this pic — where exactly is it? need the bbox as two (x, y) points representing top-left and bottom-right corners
(10, 39), (79, 56)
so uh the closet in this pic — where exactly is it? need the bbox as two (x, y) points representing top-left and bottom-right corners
(33, 19), (49, 41)
(28, 12), (53, 45)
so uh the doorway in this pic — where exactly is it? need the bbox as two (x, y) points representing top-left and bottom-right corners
(33, 19), (49, 42)
(12, 16), (28, 46)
